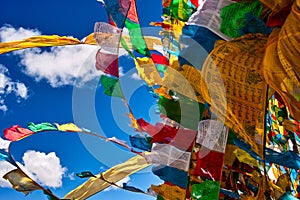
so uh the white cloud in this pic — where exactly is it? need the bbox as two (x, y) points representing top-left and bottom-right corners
(131, 72), (142, 81)
(0, 64), (29, 112)
(19, 150), (67, 188)
(0, 138), (11, 149)
(0, 161), (17, 187)
(0, 25), (101, 87)
(104, 176), (130, 191)
(16, 45), (100, 87)
(64, 172), (75, 181)
(0, 24), (41, 42)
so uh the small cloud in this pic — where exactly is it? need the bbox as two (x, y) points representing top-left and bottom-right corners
(0, 64), (29, 112)
(119, 67), (124, 77)
(0, 25), (101, 88)
(131, 73), (142, 81)
(0, 24), (41, 42)
(19, 150), (67, 188)
(0, 161), (17, 188)
(0, 138), (11, 149)
(64, 172), (75, 181)
(104, 176), (130, 191)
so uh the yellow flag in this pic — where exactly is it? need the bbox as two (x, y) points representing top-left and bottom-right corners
(233, 149), (259, 168)
(151, 183), (186, 200)
(201, 34), (268, 156)
(134, 57), (163, 86)
(0, 33), (162, 55)
(64, 155), (150, 199)
(54, 123), (82, 132)
(0, 35), (83, 54)
(3, 169), (41, 195)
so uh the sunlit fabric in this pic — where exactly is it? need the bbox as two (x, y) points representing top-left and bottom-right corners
(134, 57), (163, 86)
(197, 120), (228, 153)
(263, 27), (300, 122)
(201, 33), (268, 156)
(0, 35), (84, 54)
(144, 143), (191, 171)
(4, 125), (34, 141)
(3, 169), (41, 195)
(54, 123), (83, 132)
(64, 155), (150, 199)
(27, 122), (57, 132)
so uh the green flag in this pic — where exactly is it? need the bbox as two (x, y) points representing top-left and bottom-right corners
(76, 171), (96, 178)
(28, 122), (57, 132)
(100, 75), (123, 98)
(191, 180), (220, 200)
(125, 19), (150, 56)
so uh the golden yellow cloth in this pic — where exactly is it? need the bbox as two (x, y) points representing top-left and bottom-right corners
(63, 155), (150, 199)
(163, 60), (204, 103)
(278, 3), (300, 88)
(0, 34), (162, 55)
(263, 26), (300, 121)
(259, 0), (292, 12)
(151, 183), (186, 200)
(134, 57), (163, 86)
(3, 169), (41, 195)
(224, 144), (238, 166)
(201, 33), (268, 156)
(233, 149), (259, 167)
(54, 123), (82, 132)
(0, 35), (83, 54)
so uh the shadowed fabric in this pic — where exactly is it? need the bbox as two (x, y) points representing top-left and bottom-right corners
(64, 155), (150, 199)
(3, 169), (41, 195)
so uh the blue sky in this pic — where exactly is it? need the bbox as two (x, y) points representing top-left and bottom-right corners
(0, 0), (164, 199)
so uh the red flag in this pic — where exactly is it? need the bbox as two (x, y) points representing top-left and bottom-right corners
(4, 125), (34, 141)
(151, 53), (169, 66)
(95, 49), (119, 78)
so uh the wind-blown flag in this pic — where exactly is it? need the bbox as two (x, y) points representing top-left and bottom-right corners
(150, 183), (186, 200)
(102, 0), (131, 28)
(3, 169), (41, 195)
(76, 171), (96, 178)
(137, 118), (197, 151)
(152, 165), (188, 189)
(101, 0), (150, 56)
(191, 180), (220, 200)
(134, 57), (163, 86)
(0, 149), (17, 166)
(54, 123), (82, 132)
(4, 125), (34, 141)
(100, 75), (124, 98)
(94, 22), (121, 78)
(64, 155), (150, 199)
(0, 35), (90, 55)
(144, 143), (191, 171)
(27, 122), (57, 133)
(197, 120), (228, 153)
